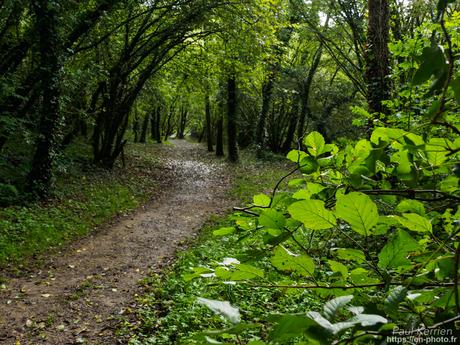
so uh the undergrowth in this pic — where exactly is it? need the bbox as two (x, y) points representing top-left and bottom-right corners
(0, 142), (161, 269)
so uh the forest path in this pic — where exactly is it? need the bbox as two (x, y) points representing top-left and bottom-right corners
(0, 140), (233, 345)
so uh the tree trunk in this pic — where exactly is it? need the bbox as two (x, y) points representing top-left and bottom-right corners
(27, 0), (61, 198)
(164, 107), (173, 141)
(133, 118), (140, 142)
(177, 107), (187, 139)
(155, 107), (162, 143)
(205, 93), (213, 152)
(227, 75), (238, 162)
(365, 0), (391, 119)
(150, 111), (156, 140)
(282, 96), (299, 153)
(216, 114), (224, 157)
(255, 70), (275, 156)
(296, 43), (323, 140)
(140, 113), (150, 143)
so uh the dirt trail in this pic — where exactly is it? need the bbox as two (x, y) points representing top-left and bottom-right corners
(0, 140), (233, 345)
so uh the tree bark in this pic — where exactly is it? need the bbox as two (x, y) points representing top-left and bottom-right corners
(140, 113), (150, 143)
(155, 107), (162, 143)
(282, 95), (299, 153)
(255, 70), (275, 155)
(227, 75), (238, 162)
(205, 93), (213, 152)
(27, 0), (61, 198)
(296, 43), (323, 140)
(216, 114), (224, 157)
(365, 0), (391, 119)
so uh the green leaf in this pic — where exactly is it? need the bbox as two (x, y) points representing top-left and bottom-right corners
(292, 183), (325, 200)
(347, 313), (387, 327)
(259, 209), (286, 229)
(426, 138), (449, 166)
(440, 176), (459, 193)
(307, 311), (355, 334)
(307, 182), (326, 196)
(370, 127), (407, 145)
(287, 150), (307, 163)
(397, 213), (432, 233)
(271, 246), (315, 276)
(288, 178), (305, 186)
(253, 194), (271, 207)
(384, 286), (408, 314)
(304, 131), (325, 157)
(378, 229), (421, 269)
(334, 248), (366, 263)
(299, 156), (319, 174)
(412, 45), (446, 85)
(197, 298), (241, 324)
(335, 192), (379, 236)
(307, 311), (387, 335)
(328, 260), (348, 278)
(213, 227), (235, 237)
(231, 264), (265, 280)
(269, 314), (318, 342)
(396, 200), (425, 216)
(288, 200), (336, 230)
(292, 189), (311, 200)
(323, 295), (354, 320)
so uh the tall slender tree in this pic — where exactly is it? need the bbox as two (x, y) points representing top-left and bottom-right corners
(365, 0), (391, 119)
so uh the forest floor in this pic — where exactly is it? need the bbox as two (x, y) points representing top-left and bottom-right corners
(0, 140), (235, 345)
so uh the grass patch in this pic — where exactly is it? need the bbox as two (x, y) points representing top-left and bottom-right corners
(118, 150), (311, 344)
(0, 142), (162, 269)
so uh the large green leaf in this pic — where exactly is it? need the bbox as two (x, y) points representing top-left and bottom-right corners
(328, 260), (348, 278)
(397, 213), (432, 233)
(384, 286), (408, 314)
(230, 264), (265, 280)
(304, 131), (326, 157)
(396, 200), (425, 215)
(271, 246), (315, 276)
(259, 209), (286, 229)
(370, 127), (407, 145)
(213, 227), (235, 237)
(323, 295), (354, 320)
(197, 298), (241, 324)
(426, 138), (449, 166)
(253, 194), (271, 207)
(288, 200), (336, 230)
(307, 311), (387, 335)
(335, 192), (379, 236)
(268, 314), (318, 342)
(299, 156), (319, 174)
(378, 229), (421, 269)
(334, 248), (366, 263)
(412, 45), (446, 85)
(287, 150), (308, 163)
